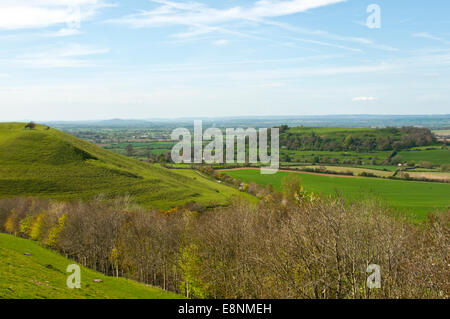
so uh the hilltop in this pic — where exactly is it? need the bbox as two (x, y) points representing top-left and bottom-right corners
(0, 123), (244, 209)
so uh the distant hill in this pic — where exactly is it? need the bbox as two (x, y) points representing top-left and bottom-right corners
(0, 123), (243, 209)
(0, 233), (181, 299)
(44, 114), (450, 129)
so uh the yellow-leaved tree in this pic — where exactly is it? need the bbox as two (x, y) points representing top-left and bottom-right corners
(45, 214), (66, 248)
(30, 213), (47, 241)
(19, 215), (34, 237)
(4, 209), (18, 234)
(178, 243), (209, 298)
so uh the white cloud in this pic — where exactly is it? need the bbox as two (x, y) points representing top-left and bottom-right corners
(111, 0), (345, 28)
(109, 0), (399, 53)
(44, 28), (84, 37)
(287, 36), (362, 53)
(0, 0), (111, 30)
(212, 39), (229, 46)
(412, 32), (450, 45)
(265, 20), (398, 52)
(353, 96), (377, 102)
(11, 43), (109, 68)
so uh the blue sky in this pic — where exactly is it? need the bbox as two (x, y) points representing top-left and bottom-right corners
(0, 0), (449, 121)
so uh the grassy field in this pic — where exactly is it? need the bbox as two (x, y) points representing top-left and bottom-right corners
(285, 165), (449, 181)
(104, 141), (175, 157)
(0, 233), (181, 299)
(397, 149), (450, 165)
(173, 169), (258, 204)
(282, 149), (393, 163)
(292, 165), (393, 177)
(0, 123), (244, 210)
(433, 130), (450, 136)
(225, 169), (450, 220)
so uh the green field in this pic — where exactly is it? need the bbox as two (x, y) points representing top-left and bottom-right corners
(0, 233), (181, 299)
(104, 141), (175, 157)
(225, 169), (450, 220)
(281, 149), (393, 163)
(397, 149), (450, 165)
(0, 123), (244, 210)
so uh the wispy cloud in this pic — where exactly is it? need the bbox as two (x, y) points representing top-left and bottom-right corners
(0, 0), (112, 32)
(212, 39), (229, 46)
(265, 20), (398, 52)
(353, 96), (377, 102)
(11, 43), (109, 68)
(109, 0), (398, 53)
(42, 28), (84, 37)
(109, 0), (347, 47)
(111, 0), (345, 28)
(286, 36), (363, 53)
(412, 32), (450, 45)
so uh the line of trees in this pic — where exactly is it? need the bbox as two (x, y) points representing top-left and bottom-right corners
(0, 187), (448, 299)
(281, 127), (436, 152)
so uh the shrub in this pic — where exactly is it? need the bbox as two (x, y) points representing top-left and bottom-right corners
(397, 172), (411, 180)
(420, 161), (433, 169)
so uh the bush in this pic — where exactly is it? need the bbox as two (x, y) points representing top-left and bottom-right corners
(397, 172), (411, 180)
(359, 171), (377, 178)
(420, 161), (433, 169)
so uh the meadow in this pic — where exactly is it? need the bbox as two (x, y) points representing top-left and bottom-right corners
(0, 233), (182, 299)
(397, 149), (450, 165)
(225, 169), (450, 220)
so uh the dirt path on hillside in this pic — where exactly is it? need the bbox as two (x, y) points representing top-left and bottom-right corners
(218, 167), (359, 178)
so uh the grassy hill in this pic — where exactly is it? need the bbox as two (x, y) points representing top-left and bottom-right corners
(0, 233), (181, 299)
(0, 123), (244, 209)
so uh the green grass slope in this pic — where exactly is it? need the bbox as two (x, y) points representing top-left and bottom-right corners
(0, 233), (181, 299)
(0, 123), (243, 209)
(225, 169), (450, 220)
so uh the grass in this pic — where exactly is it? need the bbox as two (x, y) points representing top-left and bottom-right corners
(433, 130), (450, 136)
(174, 169), (258, 204)
(225, 169), (450, 220)
(0, 233), (182, 299)
(0, 123), (245, 210)
(286, 165), (449, 181)
(281, 149), (393, 164)
(292, 165), (393, 177)
(397, 149), (450, 165)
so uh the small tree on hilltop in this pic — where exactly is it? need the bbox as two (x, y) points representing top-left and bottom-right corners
(24, 121), (36, 130)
